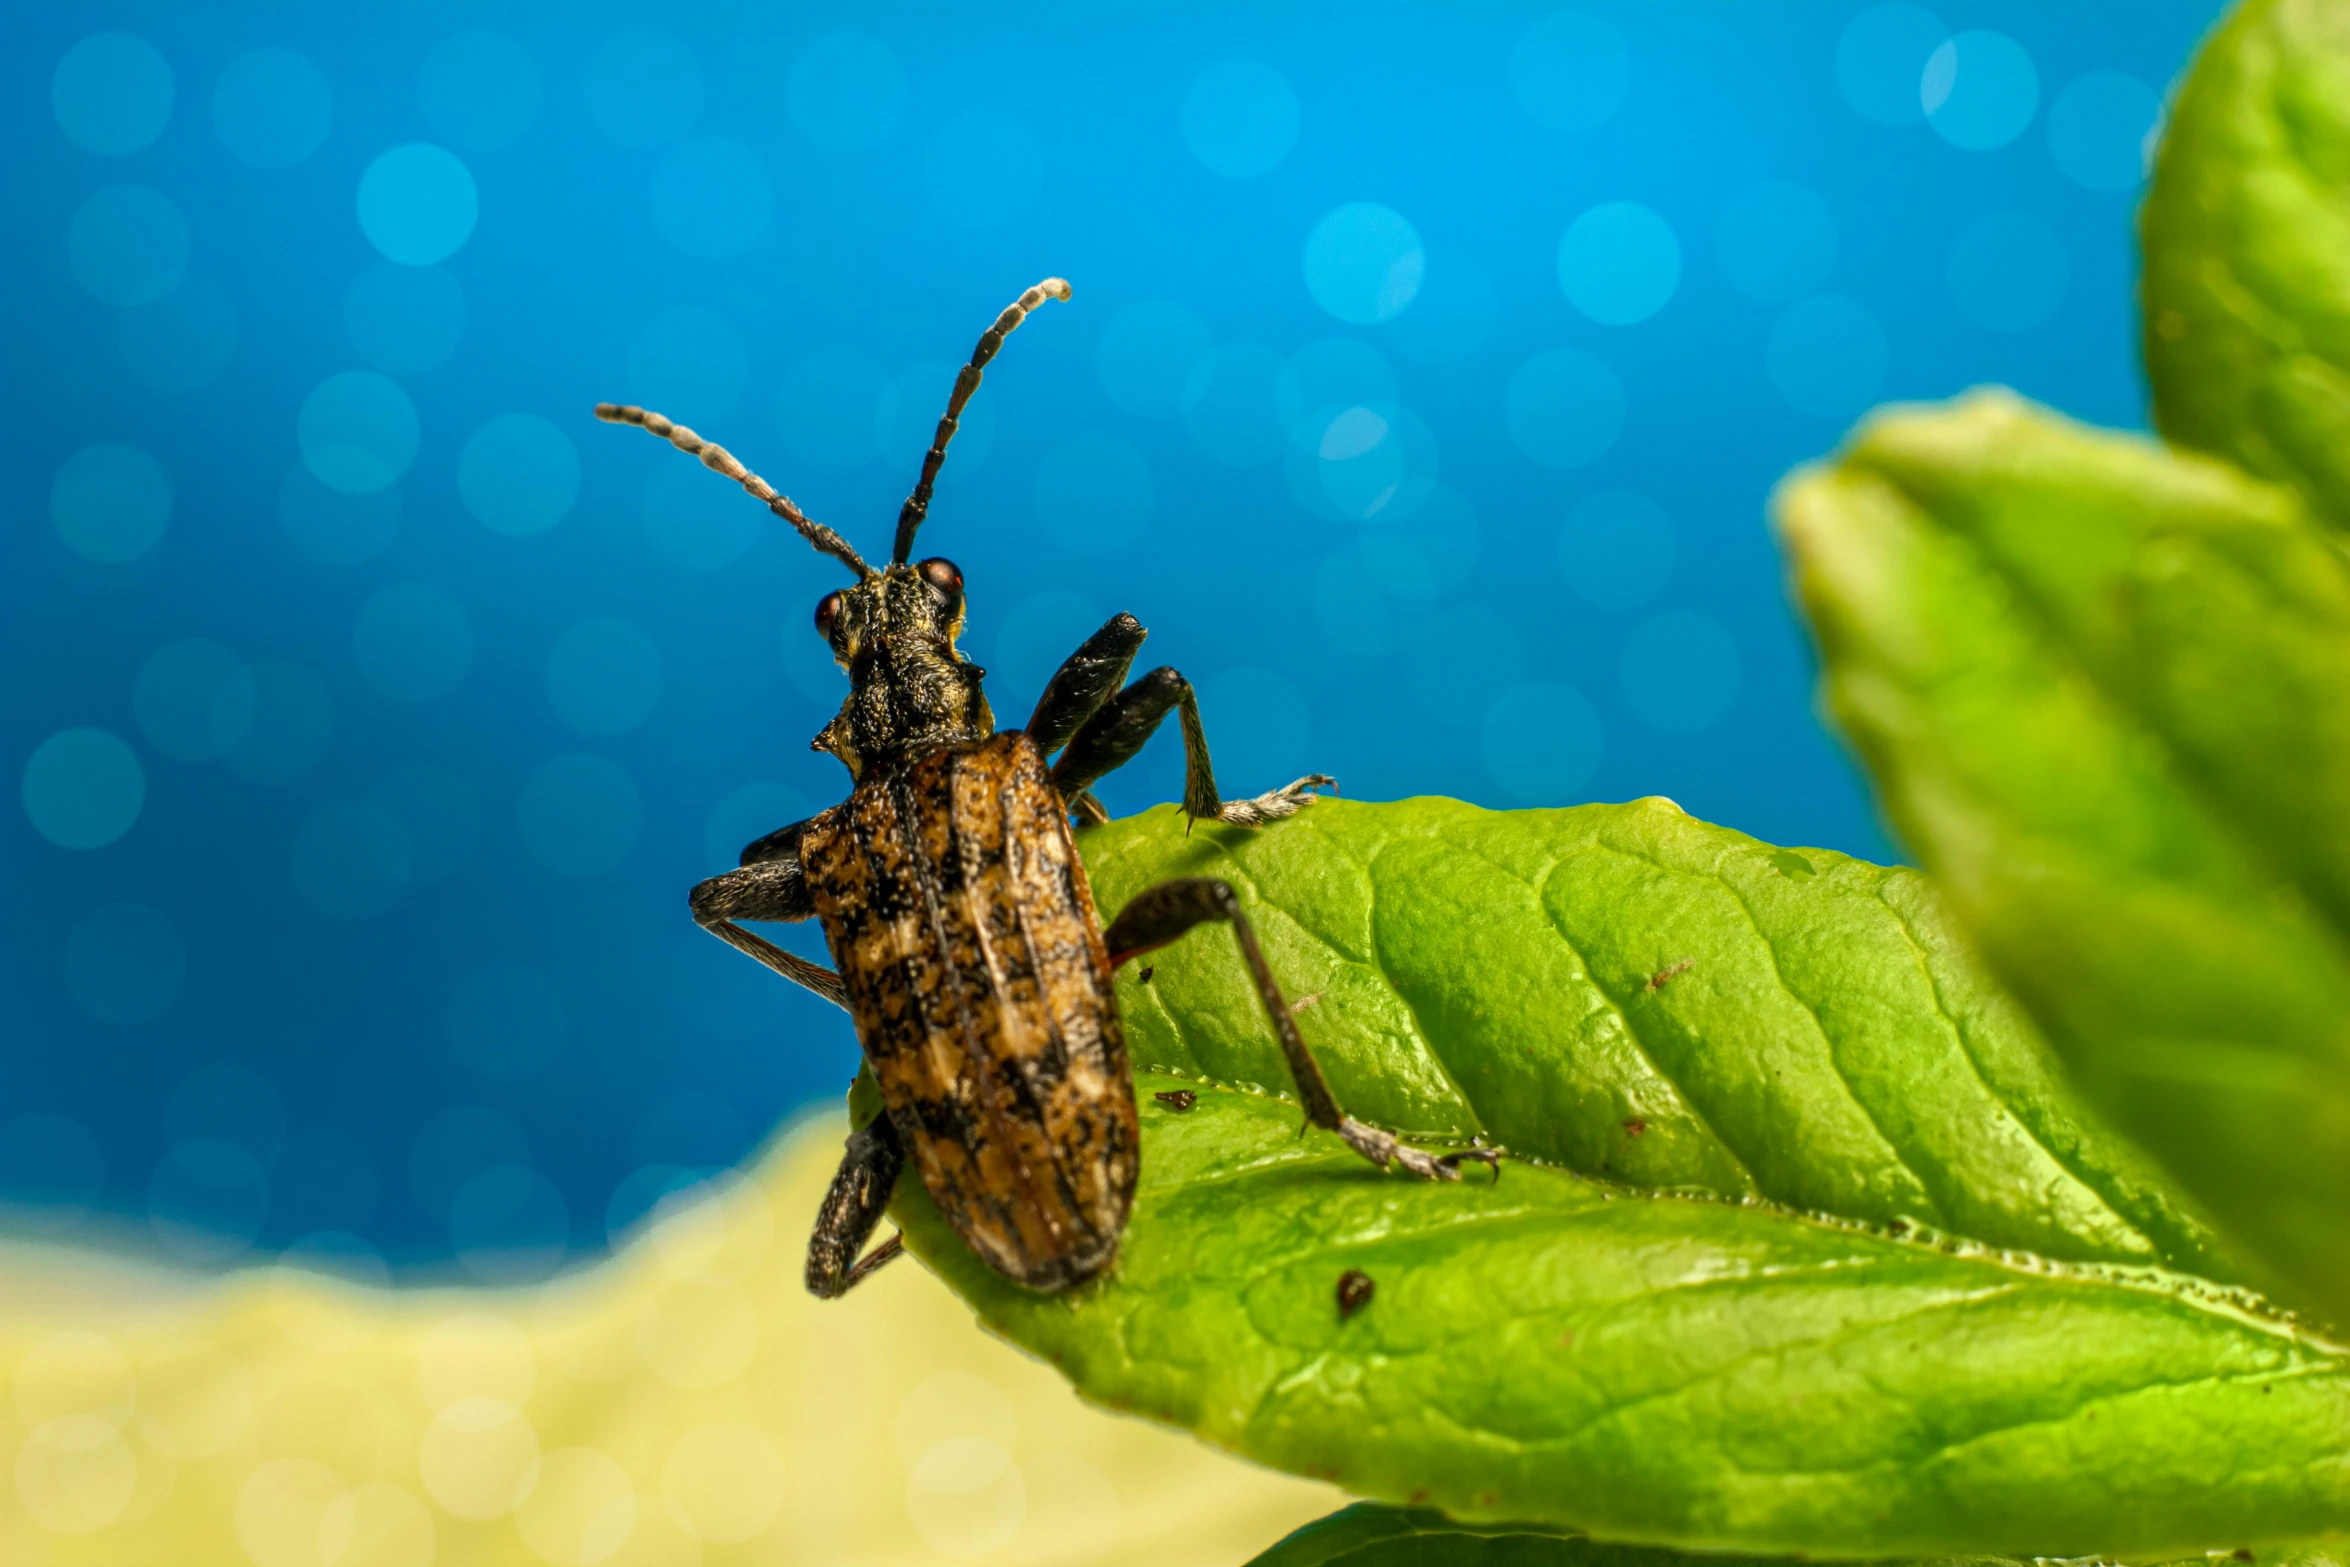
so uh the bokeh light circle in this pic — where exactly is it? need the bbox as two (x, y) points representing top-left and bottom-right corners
(115, 276), (238, 393)
(0, 1113), (106, 1233)
(1287, 402), (1438, 523)
(1505, 349), (1625, 468)
(1276, 338), (1397, 435)
(652, 136), (774, 258)
(1836, 4), (1947, 126)
(1032, 433), (1152, 554)
(1558, 489), (1677, 608)
(925, 110), (1045, 227)
(1923, 31), (2039, 151)
(345, 263), (466, 376)
(1481, 681), (1604, 803)
(1714, 181), (1838, 304)
(585, 32), (703, 150)
(354, 581), (475, 702)
(1181, 59), (1301, 178)
(1947, 210), (2067, 332)
(785, 31), (907, 153)
(459, 412), (580, 535)
(52, 33), (174, 156)
(520, 754), (642, 876)
(2048, 70), (2160, 191)
(274, 1125), (382, 1238)
(23, 728), (144, 850)
(279, 462), (398, 565)
(357, 143), (478, 265)
(546, 617), (664, 737)
(1510, 11), (1630, 132)
(409, 1105), (531, 1220)
(1621, 611), (1742, 731)
(1765, 295), (1889, 419)
(211, 49), (332, 169)
(664, 1423), (785, 1544)
(776, 350), (887, 471)
(1302, 202), (1425, 325)
(299, 370), (420, 495)
(67, 185), (188, 307)
(51, 442), (171, 563)
(420, 30), (541, 152)
(65, 901), (186, 1024)
(1557, 202), (1681, 325)
(626, 307), (747, 417)
(1181, 343), (1287, 466)
(1097, 298), (1214, 420)
(291, 799), (415, 919)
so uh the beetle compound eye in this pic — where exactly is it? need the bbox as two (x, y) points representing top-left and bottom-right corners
(814, 591), (844, 641)
(916, 557), (963, 599)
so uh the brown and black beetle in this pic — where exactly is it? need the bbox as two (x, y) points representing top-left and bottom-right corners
(596, 278), (1489, 1298)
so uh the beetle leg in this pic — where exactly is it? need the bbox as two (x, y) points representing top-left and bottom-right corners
(691, 823), (847, 1010)
(1102, 878), (1475, 1182)
(1025, 612), (1146, 759)
(807, 1116), (909, 1298)
(1051, 666), (1334, 828)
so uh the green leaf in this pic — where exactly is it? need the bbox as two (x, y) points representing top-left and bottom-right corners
(2142, 0), (2350, 530)
(1775, 389), (2350, 1322)
(897, 1061), (2350, 1557)
(872, 796), (2350, 1556)
(1082, 795), (2231, 1281)
(1243, 1504), (2349, 1567)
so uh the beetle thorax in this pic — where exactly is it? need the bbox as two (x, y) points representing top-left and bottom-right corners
(813, 564), (993, 778)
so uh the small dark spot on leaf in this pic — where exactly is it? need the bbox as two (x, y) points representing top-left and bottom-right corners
(2263, 1384), (2272, 1393)
(1411, 1489), (1429, 1505)
(1623, 1118), (1647, 1137)
(1337, 1268), (1374, 1319)
(1648, 959), (1693, 991)
(1556, 1329), (1576, 1349)
(1887, 1219), (1909, 1235)
(1768, 850), (1816, 880)
(2234, 1550), (2255, 1563)
(1293, 992), (1324, 1012)
(1153, 1090), (1197, 1113)
(1479, 1492), (1499, 1508)
(1137, 965), (1153, 983)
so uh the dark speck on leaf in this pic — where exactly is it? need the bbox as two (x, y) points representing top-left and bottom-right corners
(1648, 959), (1693, 991)
(2234, 1551), (2255, 1563)
(1137, 965), (1153, 983)
(1888, 1219), (1909, 1235)
(1337, 1268), (1374, 1319)
(1153, 1089), (1197, 1113)
(1623, 1118), (1647, 1137)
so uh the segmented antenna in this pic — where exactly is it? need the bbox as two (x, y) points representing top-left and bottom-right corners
(891, 277), (1072, 566)
(594, 403), (874, 580)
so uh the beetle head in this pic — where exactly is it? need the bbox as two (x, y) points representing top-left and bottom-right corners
(810, 556), (991, 777)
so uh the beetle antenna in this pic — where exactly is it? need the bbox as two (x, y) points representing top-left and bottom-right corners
(892, 276), (1072, 566)
(595, 403), (873, 580)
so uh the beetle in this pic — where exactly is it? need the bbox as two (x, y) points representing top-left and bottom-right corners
(597, 277), (1489, 1299)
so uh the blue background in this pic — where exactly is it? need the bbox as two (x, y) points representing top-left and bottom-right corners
(3, 2), (2221, 1277)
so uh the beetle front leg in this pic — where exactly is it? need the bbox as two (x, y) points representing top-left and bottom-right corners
(1052, 667), (1333, 828)
(807, 1115), (909, 1298)
(1102, 878), (1497, 1181)
(691, 820), (847, 1009)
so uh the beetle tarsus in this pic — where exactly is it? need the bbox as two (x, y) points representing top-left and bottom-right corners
(1339, 1116), (1460, 1181)
(1210, 774), (1336, 828)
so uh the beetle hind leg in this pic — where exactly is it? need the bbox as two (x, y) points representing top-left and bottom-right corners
(1051, 665), (1333, 828)
(1102, 877), (1488, 1183)
(807, 1116), (909, 1299)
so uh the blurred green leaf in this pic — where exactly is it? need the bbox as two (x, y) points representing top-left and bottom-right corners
(1775, 389), (2350, 1321)
(2143, 0), (2350, 529)
(1243, 1504), (2347, 1567)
